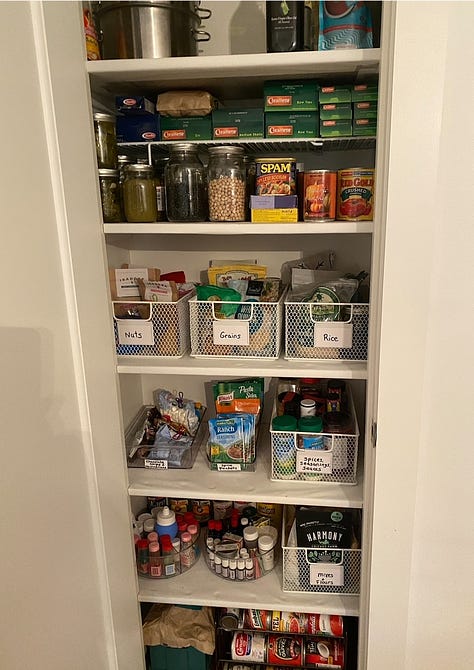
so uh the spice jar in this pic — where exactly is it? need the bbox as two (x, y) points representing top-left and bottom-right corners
(93, 112), (117, 169)
(123, 164), (158, 222)
(164, 143), (207, 222)
(98, 169), (123, 222)
(208, 146), (246, 222)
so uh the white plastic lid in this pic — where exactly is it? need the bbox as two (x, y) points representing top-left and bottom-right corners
(258, 534), (275, 552)
(156, 506), (176, 526)
(243, 526), (258, 542)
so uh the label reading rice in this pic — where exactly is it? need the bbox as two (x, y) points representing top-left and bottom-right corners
(144, 459), (168, 469)
(297, 450), (333, 474)
(314, 322), (353, 348)
(117, 321), (154, 345)
(310, 563), (344, 587)
(213, 321), (250, 346)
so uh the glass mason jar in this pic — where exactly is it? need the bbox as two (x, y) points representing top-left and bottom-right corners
(98, 169), (123, 223)
(164, 144), (207, 222)
(122, 164), (158, 222)
(208, 146), (246, 222)
(93, 112), (117, 169)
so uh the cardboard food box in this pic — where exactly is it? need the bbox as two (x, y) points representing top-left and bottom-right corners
(250, 195), (298, 210)
(212, 109), (264, 139)
(159, 115), (212, 141)
(353, 101), (378, 119)
(352, 119), (377, 136)
(319, 103), (352, 121)
(320, 119), (352, 137)
(351, 84), (379, 102)
(115, 96), (155, 115)
(264, 80), (319, 112)
(265, 111), (319, 138)
(116, 115), (160, 142)
(251, 208), (298, 223)
(319, 86), (352, 104)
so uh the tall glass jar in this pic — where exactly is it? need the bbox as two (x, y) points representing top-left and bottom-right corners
(98, 169), (123, 222)
(122, 164), (158, 222)
(93, 112), (117, 169)
(164, 144), (207, 222)
(208, 146), (246, 222)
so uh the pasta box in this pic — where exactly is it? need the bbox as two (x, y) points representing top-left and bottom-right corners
(159, 115), (212, 141)
(115, 96), (155, 115)
(116, 115), (160, 142)
(264, 80), (319, 112)
(265, 111), (318, 138)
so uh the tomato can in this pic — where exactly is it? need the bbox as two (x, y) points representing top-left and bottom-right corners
(303, 170), (337, 221)
(271, 611), (306, 633)
(244, 609), (272, 630)
(337, 167), (375, 221)
(255, 158), (297, 195)
(231, 632), (267, 663)
(267, 634), (303, 666)
(306, 614), (344, 637)
(304, 636), (345, 668)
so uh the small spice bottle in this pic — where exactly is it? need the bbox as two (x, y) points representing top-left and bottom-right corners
(98, 169), (123, 222)
(148, 541), (162, 577)
(136, 539), (149, 575)
(123, 164), (158, 222)
(243, 526), (259, 554)
(208, 146), (246, 222)
(164, 143), (207, 222)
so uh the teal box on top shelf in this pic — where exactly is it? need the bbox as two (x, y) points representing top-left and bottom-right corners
(319, 86), (352, 104)
(319, 103), (352, 121)
(353, 101), (378, 119)
(264, 80), (319, 112)
(352, 84), (379, 102)
(212, 108), (264, 139)
(265, 111), (319, 138)
(116, 115), (160, 142)
(159, 115), (212, 141)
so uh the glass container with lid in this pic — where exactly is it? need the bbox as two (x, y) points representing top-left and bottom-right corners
(164, 143), (207, 222)
(122, 164), (157, 222)
(93, 112), (117, 169)
(98, 169), (123, 223)
(208, 146), (246, 222)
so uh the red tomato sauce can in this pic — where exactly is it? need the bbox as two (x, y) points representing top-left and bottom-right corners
(267, 634), (303, 666)
(304, 636), (345, 668)
(337, 167), (375, 221)
(303, 170), (337, 221)
(306, 614), (344, 637)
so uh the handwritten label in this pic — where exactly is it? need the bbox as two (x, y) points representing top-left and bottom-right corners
(296, 450), (333, 474)
(115, 268), (149, 297)
(217, 463), (242, 471)
(144, 459), (168, 469)
(314, 322), (353, 349)
(310, 563), (344, 587)
(117, 320), (154, 345)
(213, 320), (250, 346)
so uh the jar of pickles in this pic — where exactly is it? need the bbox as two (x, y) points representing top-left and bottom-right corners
(164, 144), (207, 222)
(93, 112), (117, 169)
(208, 146), (246, 222)
(122, 164), (158, 222)
(98, 169), (123, 222)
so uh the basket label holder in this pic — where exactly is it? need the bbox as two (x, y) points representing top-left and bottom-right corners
(212, 320), (250, 346)
(296, 445), (334, 474)
(117, 319), (155, 346)
(307, 549), (345, 587)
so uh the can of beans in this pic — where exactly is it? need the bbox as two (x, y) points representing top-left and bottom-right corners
(337, 167), (375, 221)
(303, 170), (337, 221)
(304, 636), (345, 668)
(255, 158), (297, 195)
(244, 609), (272, 630)
(267, 634), (303, 666)
(306, 614), (344, 637)
(231, 632), (267, 663)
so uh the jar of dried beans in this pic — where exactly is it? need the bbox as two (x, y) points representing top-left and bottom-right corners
(208, 146), (246, 222)
(164, 143), (207, 222)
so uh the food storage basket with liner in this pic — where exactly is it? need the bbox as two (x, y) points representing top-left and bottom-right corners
(125, 404), (207, 470)
(189, 291), (286, 360)
(281, 507), (361, 596)
(284, 298), (369, 361)
(113, 291), (193, 357)
(270, 384), (359, 484)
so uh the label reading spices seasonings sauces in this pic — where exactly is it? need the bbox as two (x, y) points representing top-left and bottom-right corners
(255, 158), (296, 195)
(337, 168), (375, 221)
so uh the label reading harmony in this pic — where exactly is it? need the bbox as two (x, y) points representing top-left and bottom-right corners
(314, 322), (353, 349)
(217, 463), (242, 471)
(310, 563), (344, 587)
(117, 321), (154, 346)
(213, 320), (249, 346)
(144, 459), (168, 469)
(296, 450), (333, 474)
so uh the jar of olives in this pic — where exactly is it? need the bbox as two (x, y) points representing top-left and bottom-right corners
(93, 112), (117, 169)
(122, 164), (158, 222)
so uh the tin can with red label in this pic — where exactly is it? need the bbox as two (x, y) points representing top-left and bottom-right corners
(304, 170), (337, 221)
(271, 611), (306, 633)
(231, 632), (267, 663)
(267, 634), (303, 666)
(306, 614), (344, 637)
(337, 167), (375, 221)
(255, 158), (297, 195)
(244, 609), (272, 630)
(304, 636), (344, 668)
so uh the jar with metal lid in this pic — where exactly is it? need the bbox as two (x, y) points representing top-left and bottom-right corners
(98, 169), (123, 222)
(208, 146), (246, 222)
(93, 112), (117, 169)
(164, 143), (207, 222)
(122, 164), (157, 222)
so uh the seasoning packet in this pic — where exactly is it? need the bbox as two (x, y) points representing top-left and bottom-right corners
(208, 413), (256, 464)
(195, 284), (242, 318)
(213, 378), (265, 416)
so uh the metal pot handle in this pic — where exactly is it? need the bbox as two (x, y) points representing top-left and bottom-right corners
(195, 4), (212, 20)
(193, 29), (211, 43)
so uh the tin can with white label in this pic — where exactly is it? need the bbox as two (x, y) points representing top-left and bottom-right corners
(304, 636), (345, 668)
(231, 632), (267, 663)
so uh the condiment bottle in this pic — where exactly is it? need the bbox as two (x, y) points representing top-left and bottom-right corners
(155, 506), (178, 539)
(164, 143), (207, 222)
(245, 558), (254, 580)
(122, 164), (158, 222)
(147, 531), (159, 544)
(221, 557), (229, 578)
(215, 555), (222, 575)
(148, 541), (162, 577)
(237, 558), (245, 580)
(229, 559), (237, 580)
(187, 523), (199, 546)
(298, 415), (324, 450)
(143, 518), (155, 535)
(266, 0), (305, 52)
(180, 531), (195, 569)
(300, 397), (316, 417)
(243, 526), (259, 554)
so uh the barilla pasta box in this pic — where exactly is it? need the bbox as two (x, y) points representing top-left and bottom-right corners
(115, 96), (155, 115)
(264, 80), (319, 112)
(116, 115), (160, 142)
(159, 115), (212, 141)
(353, 101), (378, 119)
(319, 103), (352, 121)
(212, 109), (264, 139)
(265, 111), (319, 138)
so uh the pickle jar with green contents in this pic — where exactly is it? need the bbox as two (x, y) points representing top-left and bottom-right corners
(123, 164), (158, 222)
(98, 169), (123, 223)
(93, 112), (117, 169)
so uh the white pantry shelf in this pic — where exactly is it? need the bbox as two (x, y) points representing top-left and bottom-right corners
(104, 221), (374, 235)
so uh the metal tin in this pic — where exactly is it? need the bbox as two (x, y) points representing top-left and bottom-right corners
(304, 636), (345, 668)
(271, 611), (307, 633)
(303, 170), (337, 221)
(267, 634), (303, 666)
(220, 607), (242, 630)
(244, 609), (272, 630)
(231, 632), (266, 663)
(337, 167), (375, 221)
(255, 158), (297, 195)
(306, 614), (344, 637)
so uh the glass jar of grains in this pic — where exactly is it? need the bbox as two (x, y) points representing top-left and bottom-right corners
(98, 169), (123, 223)
(164, 144), (207, 222)
(122, 164), (158, 222)
(93, 112), (117, 169)
(208, 146), (246, 222)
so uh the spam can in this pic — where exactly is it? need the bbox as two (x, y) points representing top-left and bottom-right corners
(255, 158), (297, 195)
(304, 170), (337, 221)
(267, 634), (303, 666)
(337, 167), (375, 221)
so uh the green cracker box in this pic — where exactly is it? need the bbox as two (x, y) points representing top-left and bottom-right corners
(351, 84), (379, 102)
(319, 86), (352, 104)
(212, 109), (264, 139)
(353, 101), (378, 119)
(264, 80), (319, 112)
(159, 115), (212, 141)
(265, 111), (319, 138)
(320, 119), (352, 137)
(319, 103), (352, 121)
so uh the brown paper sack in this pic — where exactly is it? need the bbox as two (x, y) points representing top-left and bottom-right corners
(142, 604), (215, 654)
(156, 90), (217, 117)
